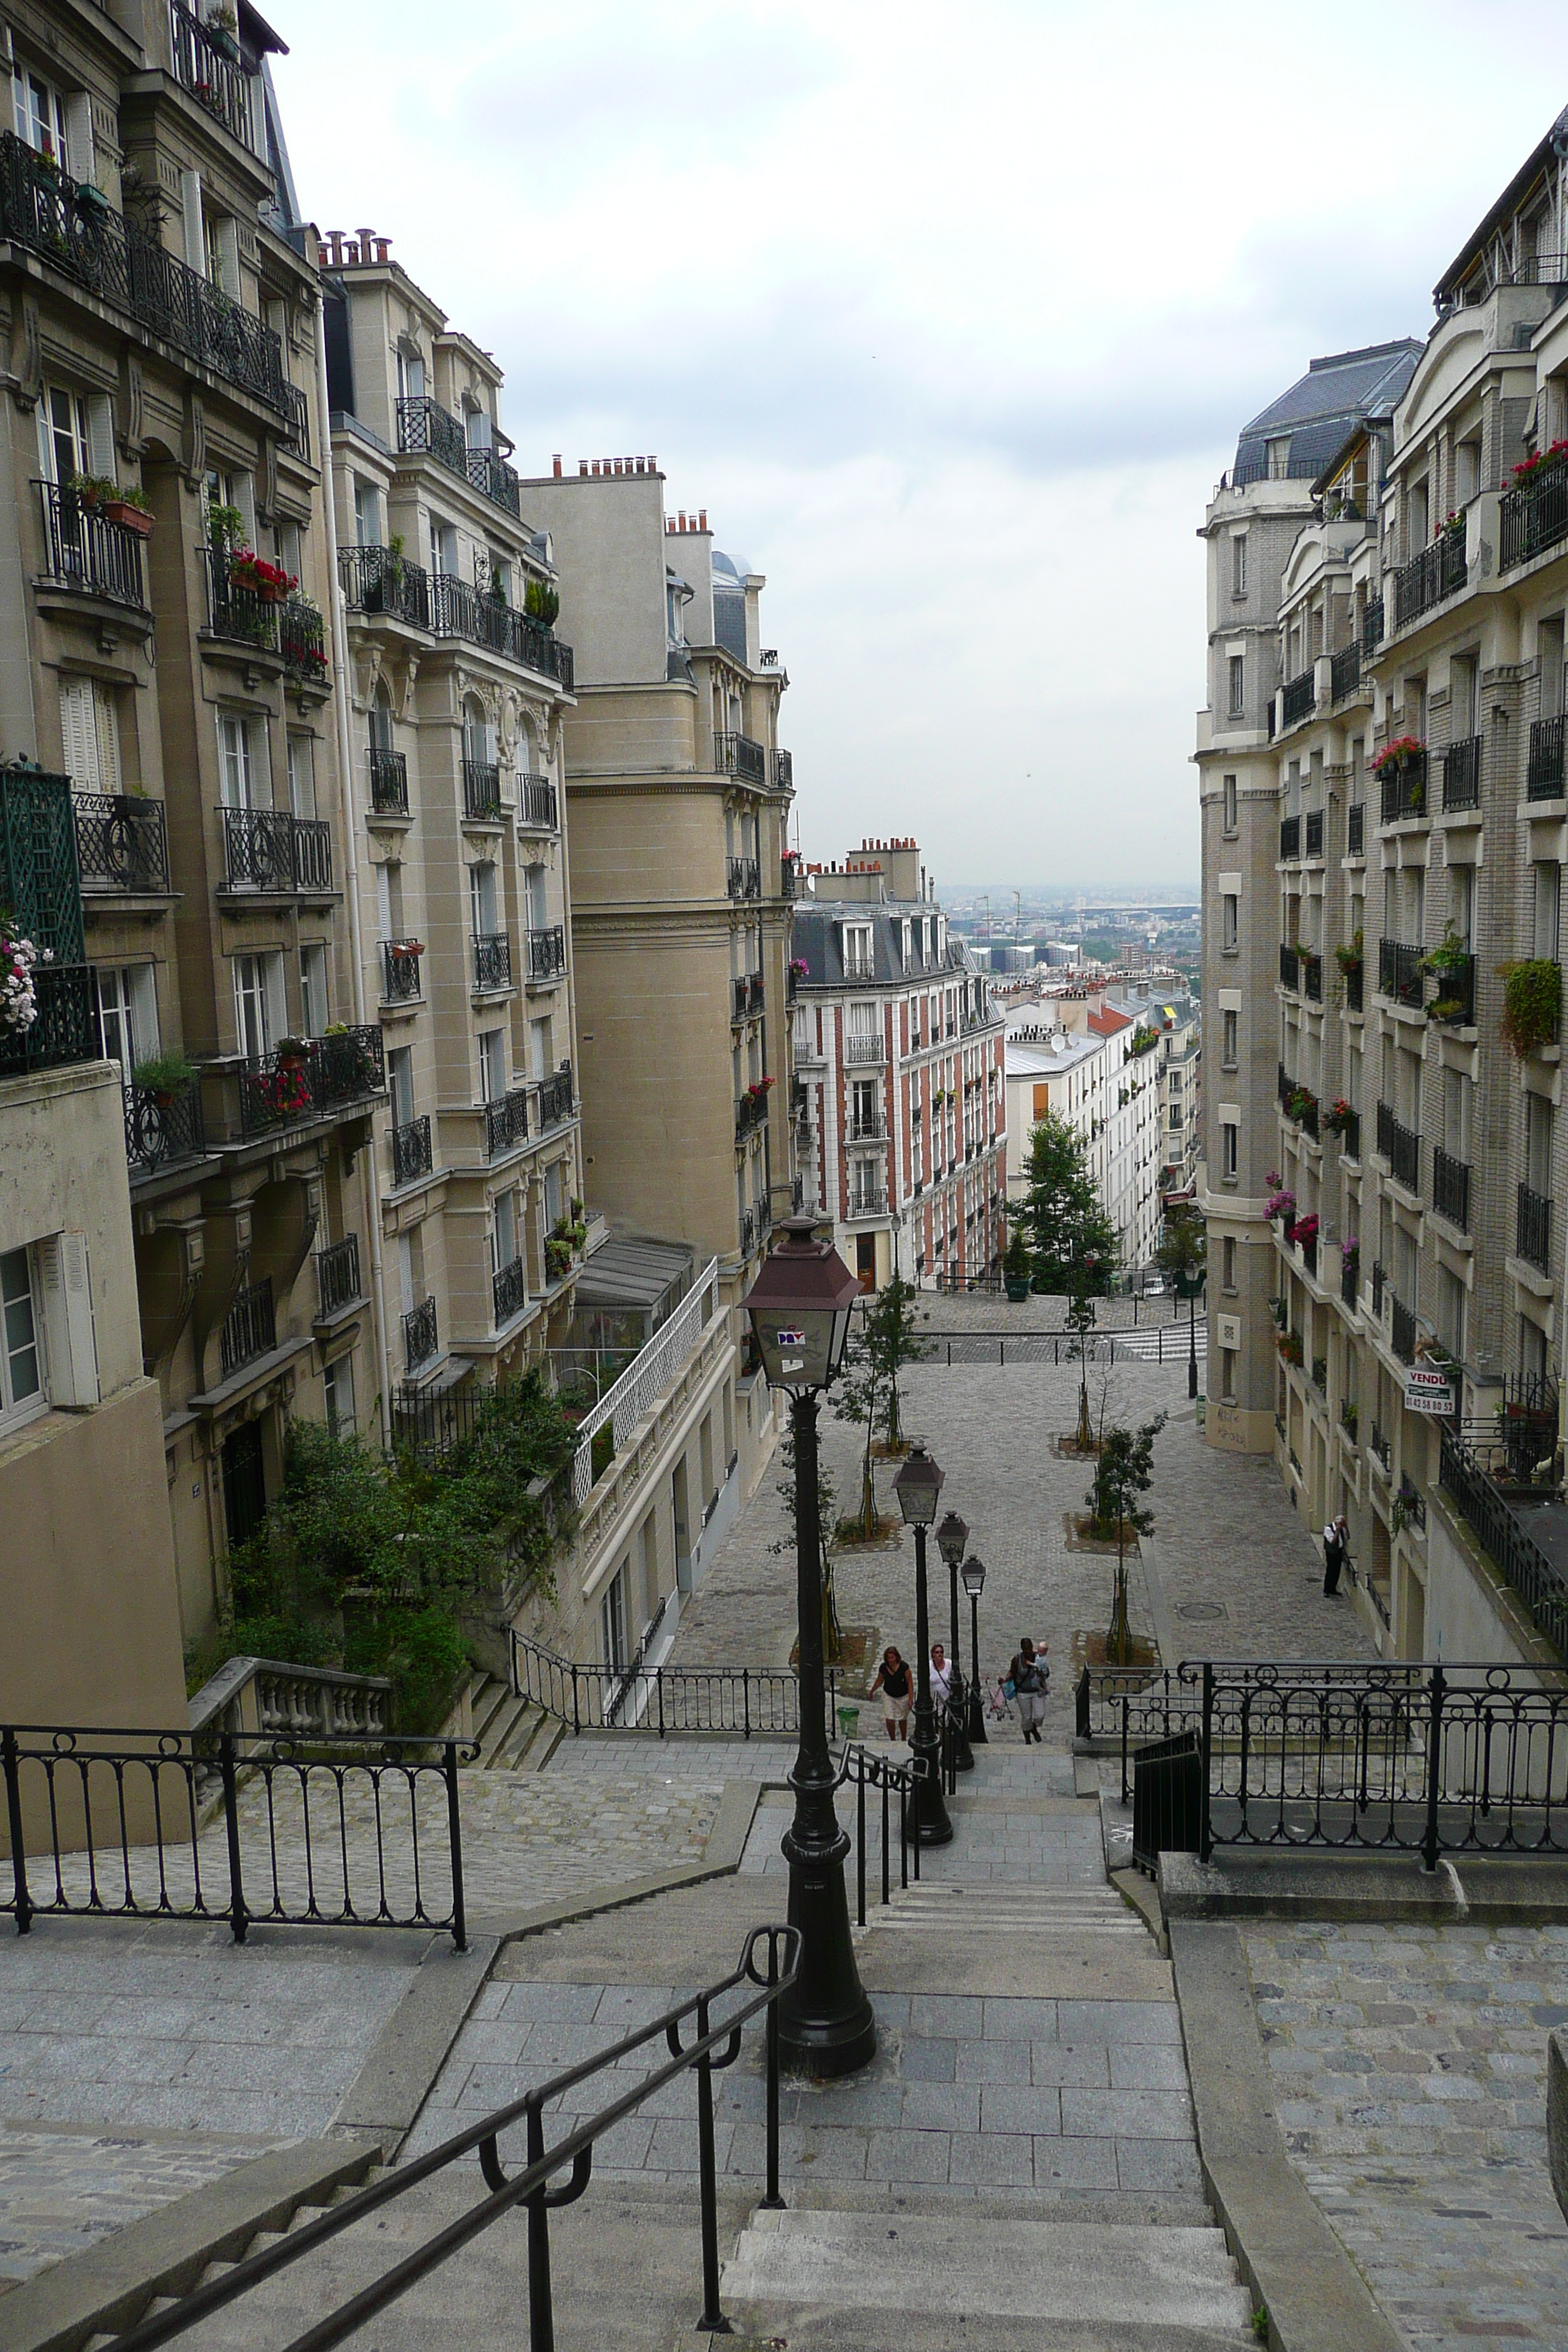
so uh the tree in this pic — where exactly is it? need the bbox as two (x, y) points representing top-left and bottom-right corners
(1156, 1200), (1207, 1289)
(1065, 1286), (1098, 1450)
(1087, 1413), (1166, 1666)
(831, 1274), (931, 1533)
(769, 1417), (843, 1660)
(1019, 1111), (1117, 1296)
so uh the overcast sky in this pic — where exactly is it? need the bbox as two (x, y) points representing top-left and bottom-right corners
(267, 1), (1568, 893)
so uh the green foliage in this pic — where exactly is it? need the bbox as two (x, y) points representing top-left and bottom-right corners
(1086, 1415), (1165, 1542)
(206, 501), (246, 552)
(1155, 1202), (1207, 1289)
(1003, 1226), (1030, 1278)
(132, 1051), (198, 1097)
(1500, 959), (1561, 1059)
(1019, 1111), (1117, 1295)
(524, 577), (561, 626)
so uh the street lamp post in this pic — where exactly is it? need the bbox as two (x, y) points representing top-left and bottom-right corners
(936, 1509), (974, 1772)
(742, 1218), (876, 2077)
(892, 1443), (954, 1847)
(961, 1554), (988, 1746)
(1176, 1265), (1202, 1401)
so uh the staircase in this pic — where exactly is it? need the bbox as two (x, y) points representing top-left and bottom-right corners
(461, 1670), (561, 1771)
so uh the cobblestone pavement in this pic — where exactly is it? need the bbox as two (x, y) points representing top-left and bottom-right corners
(0, 2122), (286, 2285)
(542, 1737), (794, 1782)
(1243, 1921), (1568, 2349)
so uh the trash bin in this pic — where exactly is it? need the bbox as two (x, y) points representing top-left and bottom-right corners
(837, 1703), (861, 1741)
(1131, 1728), (1202, 1874)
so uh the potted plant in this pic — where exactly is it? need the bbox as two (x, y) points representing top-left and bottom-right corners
(132, 1050), (198, 1106)
(1322, 1098), (1354, 1137)
(103, 485), (154, 536)
(524, 578), (560, 627)
(1340, 1400), (1359, 1441)
(1264, 1186), (1296, 1225)
(0, 920), (45, 1039)
(1500, 959), (1562, 1059)
(204, 4), (241, 61)
(1334, 927), (1364, 976)
(207, 502), (246, 553)
(1510, 438), (1568, 489)
(69, 472), (118, 512)
(1287, 1212), (1320, 1251)
(1277, 1329), (1304, 1368)
(1372, 735), (1425, 777)
(74, 181), (110, 220)
(1003, 1227), (1031, 1303)
(1286, 1085), (1316, 1124)
(229, 549), (295, 603)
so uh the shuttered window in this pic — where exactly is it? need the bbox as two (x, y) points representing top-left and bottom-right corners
(59, 677), (121, 795)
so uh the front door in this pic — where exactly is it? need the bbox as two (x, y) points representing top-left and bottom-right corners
(222, 1420), (266, 1549)
(856, 1235), (876, 1292)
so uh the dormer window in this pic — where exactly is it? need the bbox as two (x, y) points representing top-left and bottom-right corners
(843, 924), (874, 981)
(396, 347), (426, 404)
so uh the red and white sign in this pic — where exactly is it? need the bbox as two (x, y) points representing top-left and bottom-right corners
(1403, 1364), (1454, 1415)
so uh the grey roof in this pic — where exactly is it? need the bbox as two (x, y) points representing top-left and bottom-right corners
(792, 900), (973, 988)
(574, 1236), (694, 1320)
(1232, 342), (1422, 486)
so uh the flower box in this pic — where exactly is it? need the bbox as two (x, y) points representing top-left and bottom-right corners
(104, 498), (154, 537)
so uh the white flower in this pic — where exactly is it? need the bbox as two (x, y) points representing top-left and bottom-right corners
(0, 930), (42, 1035)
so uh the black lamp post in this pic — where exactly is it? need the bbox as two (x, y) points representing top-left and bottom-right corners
(961, 1554), (988, 1747)
(742, 1218), (876, 2077)
(892, 1442), (954, 1847)
(1176, 1264), (1203, 1401)
(935, 1509), (974, 1771)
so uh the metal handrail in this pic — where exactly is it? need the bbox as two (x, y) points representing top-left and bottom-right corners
(106, 1924), (802, 2352)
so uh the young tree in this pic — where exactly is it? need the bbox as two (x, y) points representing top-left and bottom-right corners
(1065, 1285), (1098, 1450)
(831, 1275), (931, 1532)
(769, 1417), (843, 1659)
(1086, 1413), (1166, 1665)
(1020, 1111), (1118, 1296)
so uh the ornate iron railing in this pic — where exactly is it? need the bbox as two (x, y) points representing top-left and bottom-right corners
(1376, 1101), (1421, 1191)
(1501, 451), (1568, 571)
(1377, 938), (1425, 1008)
(219, 806), (332, 893)
(167, 1), (252, 143)
(492, 1254), (528, 1327)
(1433, 1146), (1471, 1232)
(391, 1113), (432, 1186)
(715, 731), (767, 784)
(484, 1086), (529, 1157)
(124, 1078), (205, 1177)
(1304, 810), (1324, 857)
(513, 1638), (813, 1735)
(1518, 1183), (1552, 1272)
(202, 544), (279, 651)
(1330, 642), (1361, 701)
(0, 962), (100, 1077)
(426, 573), (574, 687)
(736, 1088), (772, 1143)
(535, 1064), (573, 1128)
(403, 1294), (438, 1371)
(1362, 595), (1384, 649)
(1528, 712), (1566, 799)
(74, 793), (168, 893)
(517, 774), (558, 829)
(220, 1276), (274, 1377)
(1379, 753), (1428, 823)
(369, 747), (407, 814)
(35, 479), (146, 606)
(314, 1234), (361, 1318)
(1347, 802), (1365, 854)
(1278, 815), (1300, 860)
(462, 758), (502, 819)
(1303, 953), (1322, 1002)
(235, 1027), (384, 1139)
(1281, 670), (1315, 727)
(1392, 529), (1468, 627)
(849, 1186), (889, 1217)
(1341, 1252), (1358, 1308)
(727, 854), (761, 898)
(772, 747), (794, 791)
(559, 1257), (720, 1509)
(527, 924), (566, 981)
(1390, 1294), (1418, 1366)
(472, 931), (512, 992)
(1441, 734), (1482, 811)
(381, 940), (423, 1002)
(338, 543), (432, 628)
(395, 396), (522, 518)
(279, 598), (327, 687)
(0, 133), (287, 410)
(1439, 1433), (1568, 1661)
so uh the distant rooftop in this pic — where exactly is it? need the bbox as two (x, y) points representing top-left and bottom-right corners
(1230, 342), (1422, 488)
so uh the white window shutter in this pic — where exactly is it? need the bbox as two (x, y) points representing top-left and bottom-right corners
(59, 677), (99, 791)
(262, 951), (287, 1044)
(179, 169), (203, 271)
(86, 393), (115, 481)
(36, 1232), (100, 1410)
(92, 684), (121, 794)
(64, 90), (94, 186)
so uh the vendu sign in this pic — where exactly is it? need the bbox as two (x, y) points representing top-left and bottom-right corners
(1403, 1362), (1455, 1416)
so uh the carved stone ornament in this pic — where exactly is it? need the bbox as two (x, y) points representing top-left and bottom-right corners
(8, 294), (42, 412)
(181, 388), (206, 490)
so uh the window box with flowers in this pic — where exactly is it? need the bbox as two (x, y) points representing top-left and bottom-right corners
(1277, 1329), (1304, 1368)
(1334, 928), (1364, 977)
(1373, 735), (1426, 815)
(1264, 1185), (1296, 1226)
(1286, 1213), (1320, 1251)
(230, 551), (296, 604)
(1510, 439), (1568, 491)
(1322, 1098), (1355, 1138)
(1286, 1085), (1317, 1126)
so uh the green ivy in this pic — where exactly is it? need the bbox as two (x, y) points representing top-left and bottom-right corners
(1500, 959), (1561, 1059)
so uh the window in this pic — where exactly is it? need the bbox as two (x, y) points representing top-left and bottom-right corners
(1266, 437), (1290, 481)
(470, 860), (499, 936)
(233, 951), (284, 1058)
(219, 712), (262, 808)
(478, 1027), (505, 1102)
(396, 348), (426, 404)
(1534, 862), (1560, 962)
(525, 863), (548, 932)
(1221, 1009), (1237, 1067)
(529, 1015), (551, 1081)
(1231, 537), (1247, 598)
(544, 1161), (565, 1228)
(1222, 1237), (1236, 1292)
(206, 467), (255, 549)
(1223, 774), (1237, 833)
(37, 383), (112, 488)
(1526, 1092), (1553, 1194)
(600, 1567), (628, 1674)
(287, 734), (316, 818)
(323, 1354), (355, 1439)
(276, 519), (301, 581)
(1222, 1123), (1238, 1179)
(492, 1187), (517, 1273)
(0, 1245), (45, 1431)
(1222, 894), (1238, 951)
(13, 64), (68, 163)
(59, 678), (121, 795)
(299, 943), (328, 1036)
(843, 924), (874, 979)
(1221, 1348), (1237, 1403)
(353, 479), (382, 550)
(99, 965), (159, 1074)
(1169, 1105), (1183, 1130)
(388, 1044), (415, 1129)
(1438, 1266), (1466, 1362)
(1541, 616), (1565, 719)
(431, 517), (459, 577)
(1227, 655), (1245, 717)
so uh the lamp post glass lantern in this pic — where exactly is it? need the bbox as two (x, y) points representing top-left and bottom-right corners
(742, 1218), (876, 2077)
(892, 1443), (954, 1846)
(935, 1508), (974, 1772)
(961, 1554), (988, 1746)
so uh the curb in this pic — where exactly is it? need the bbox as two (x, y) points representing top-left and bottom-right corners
(1169, 1920), (1403, 2352)
(1161, 1849), (1568, 1925)
(329, 1931), (500, 2153)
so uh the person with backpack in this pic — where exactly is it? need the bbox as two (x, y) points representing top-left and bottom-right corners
(1009, 1637), (1049, 1744)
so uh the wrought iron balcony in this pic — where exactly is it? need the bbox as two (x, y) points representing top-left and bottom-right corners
(429, 573), (573, 687)
(493, 1255), (528, 1327)
(517, 776), (559, 830)
(1330, 642), (1361, 701)
(780, 858), (799, 900)
(219, 806), (332, 894)
(75, 794), (169, 894)
(36, 480), (146, 606)
(848, 1187), (889, 1218)
(1371, 1261), (1385, 1316)
(1433, 1146), (1471, 1232)
(732, 975), (754, 1022)
(527, 924), (566, 981)
(726, 855), (761, 900)
(280, 600), (328, 688)
(235, 1025), (384, 1139)
(369, 748), (407, 815)
(1431, 953), (1475, 1025)
(1345, 963), (1363, 1014)
(1392, 529), (1467, 627)
(1281, 670), (1315, 727)
(315, 1235), (361, 1319)
(715, 731), (766, 784)
(1341, 1253), (1358, 1308)
(1347, 802), (1365, 855)
(535, 1063), (573, 1129)
(1278, 815), (1300, 861)
(844, 1030), (885, 1064)
(1304, 811), (1324, 858)
(1279, 943), (1300, 991)
(462, 759), (502, 820)
(472, 932), (512, 992)
(484, 1086), (529, 1157)
(1377, 938), (1425, 1009)
(848, 1112), (887, 1142)
(202, 545), (279, 652)
(1379, 753), (1428, 823)
(395, 397), (522, 519)
(124, 1077), (205, 1177)
(0, 132), (287, 411)
(1528, 712), (1566, 799)
(1376, 1100), (1421, 1192)
(1518, 1182), (1553, 1272)
(391, 1112), (433, 1186)
(1337, 1108), (1361, 1157)
(772, 748), (793, 791)
(1362, 596), (1384, 651)
(338, 543), (432, 629)
(403, 1293), (438, 1372)
(739, 1205), (757, 1258)
(1303, 953), (1323, 1002)
(168, 1), (252, 143)
(1441, 734), (1481, 812)
(1391, 1294), (1417, 1367)
(281, 384), (311, 462)
(1501, 449), (1568, 571)
(735, 1087), (772, 1144)
(220, 1277), (275, 1380)
(380, 939), (423, 1003)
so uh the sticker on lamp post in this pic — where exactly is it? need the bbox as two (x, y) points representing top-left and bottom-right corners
(776, 1327), (806, 1373)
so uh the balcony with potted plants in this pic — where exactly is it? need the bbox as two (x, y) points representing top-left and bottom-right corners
(1422, 927), (1476, 1028)
(35, 477), (152, 612)
(1501, 440), (1568, 571)
(735, 1077), (774, 1145)
(124, 1051), (208, 1183)
(1375, 736), (1428, 824)
(380, 938), (423, 1006)
(219, 1025), (385, 1145)
(1392, 516), (1468, 627)
(168, 1), (254, 146)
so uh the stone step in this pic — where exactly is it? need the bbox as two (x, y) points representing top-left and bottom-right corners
(866, 1883), (1146, 1935)
(723, 2209), (1254, 2346)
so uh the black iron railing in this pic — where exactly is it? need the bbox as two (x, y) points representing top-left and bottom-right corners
(472, 932), (512, 992)
(1440, 1432), (1568, 1660)
(1378, 938), (1425, 1008)
(1341, 1253), (1358, 1308)
(0, 133), (287, 411)
(220, 1276), (274, 1377)
(484, 1087), (529, 1156)
(536, 1064), (573, 1128)
(1441, 734), (1482, 811)
(848, 1113), (886, 1141)
(74, 793), (168, 893)
(0, 1722), (475, 1950)
(167, 1), (252, 143)
(716, 731), (767, 784)
(1303, 953), (1322, 1002)
(1379, 753), (1428, 823)
(1433, 1146), (1471, 1231)
(0, 962), (100, 1077)
(1501, 451), (1568, 571)
(403, 1294), (438, 1371)
(1347, 802), (1365, 855)
(369, 747), (407, 814)
(1362, 596), (1384, 650)
(1304, 810), (1324, 857)
(736, 1088), (771, 1143)
(517, 775), (558, 829)
(1376, 1101), (1421, 1191)
(1278, 945), (1297, 991)
(395, 396), (522, 519)
(1393, 529), (1468, 627)
(338, 543), (432, 628)
(36, 479), (146, 606)
(1282, 670), (1315, 727)
(235, 1027), (383, 1139)
(1278, 815), (1300, 861)
(427, 573), (574, 687)
(463, 758), (502, 819)
(1428, 953), (1475, 1025)
(1528, 712), (1566, 799)
(391, 1113), (432, 1186)
(516, 1629), (833, 1735)
(380, 939), (423, 1002)
(1330, 643), (1362, 701)
(1371, 1261), (1385, 1317)
(1391, 1294), (1417, 1365)
(124, 1078), (205, 1177)
(315, 1235), (361, 1317)
(850, 1187), (889, 1217)
(202, 544), (278, 651)
(527, 924), (566, 981)
(1518, 1183), (1552, 1272)
(219, 806), (332, 893)
(1346, 962), (1364, 1013)
(492, 1254), (528, 1327)
(279, 599), (327, 687)
(727, 854), (761, 899)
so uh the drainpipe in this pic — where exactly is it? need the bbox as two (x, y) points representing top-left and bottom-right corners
(312, 284), (393, 1446)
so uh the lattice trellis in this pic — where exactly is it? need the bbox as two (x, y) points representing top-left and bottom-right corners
(0, 767), (85, 963)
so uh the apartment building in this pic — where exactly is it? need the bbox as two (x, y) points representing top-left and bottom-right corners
(791, 842), (1006, 1292)
(322, 237), (582, 1425)
(0, 2), (388, 1662)
(1200, 108), (1568, 1670)
(1002, 1023), (1107, 1202)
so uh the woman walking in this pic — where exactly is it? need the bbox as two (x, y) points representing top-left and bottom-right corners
(869, 1646), (913, 1743)
(1009, 1638), (1049, 1746)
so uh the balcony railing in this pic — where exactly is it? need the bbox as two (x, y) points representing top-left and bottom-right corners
(338, 543), (432, 629)
(1518, 1182), (1553, 1273)
(772, 748), (793, 790)
(727, 855), (761, 899)
(472, 932), (512, 992)
(1278, 943), (1299, 991)
(0, 962), (99, 1079)
(1303, 953), (1323, 1002)
(279, 600), (328, 687)
(1376, 1100), (1421, 1192)
(369, 747), (407, 815)
(74, 793), (169, 894)
(1501, 451), (1568, 571)
(492, 1255), (527, 1327)
(395, 397), (522, 519)
(1346, 962), (1363, 1014)
(715, 731), (767, 785)
(124, 1077), (206, 1177)
(1371, 1260), (1385, 1318)
(1304, 810), (1324, 858)
(1278, 815), (1300, 861)
(848, 1113), (887, 1142)
(168, 1), (253, 144)
(517, 776), (558, 831)
(380, 939), (423, 1003)
(1439, 1428), (1568, 1660)
(848, 1188), (889, 1218)
(1430, 952), (1475, 1025)
(391, 1113), (433, 1186)
(1378, 938), (1425, 1009)
(1336, 1108), (1360, 1157)
(1330, 642), (1362, 701)
(426, 573), (573, 688)
(535, 1063), (573, 1129)
(1528, 712), (1566, 799)
(1392, 529), (1467, 627)
(1432, 1146), (1471, 1231)
(844, 1030), (885, 1064)
(220, 1278), (275, 1381)
(1390, 1294), (1418, 1367)
(527, 925), (566, 981)
(1341, 1254), (1358, 1309)
(220, 806), (332, 894)
(732, 976), (753, 1022)
(0, 132), (287, 411)
(36, 480), (147, 607)
(1379, 753), (1428, 823)
(1441, 734), (1481, 812)
(462, 758), (502, 820)
(202, 545), (279, 652)
(1362, 596), (1384, 651)
(403, 1294), (438, 1373)
(315, 1235), (361, 1319)
(484, 1087), (529, 1157)
(281, 383), (310, 462)
(235, 1026), (384, 1140)
(1281, 670), (1315, 727)
(1347, 802), (1365, 855)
